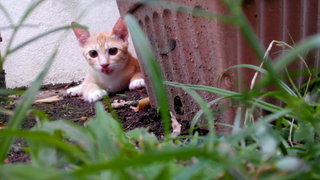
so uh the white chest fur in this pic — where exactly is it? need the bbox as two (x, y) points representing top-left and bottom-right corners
(91, 66), (134, 93)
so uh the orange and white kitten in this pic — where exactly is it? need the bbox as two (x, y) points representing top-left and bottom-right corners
(67, 18), (145, 102)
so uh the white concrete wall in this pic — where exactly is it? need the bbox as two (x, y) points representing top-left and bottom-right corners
(0, 0), (133, 88)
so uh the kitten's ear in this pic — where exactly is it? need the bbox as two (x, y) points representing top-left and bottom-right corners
(111, 18), (128, 42)
(71, 22), (90, 47)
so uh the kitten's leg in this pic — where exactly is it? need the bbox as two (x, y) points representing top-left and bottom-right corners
(129, 72), (145, 90)
(67, 83), (84, 96)
(67, 73), (106, 102)
(82, 83), (107, 103)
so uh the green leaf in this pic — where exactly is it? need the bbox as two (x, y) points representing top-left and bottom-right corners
(0, 3), (14, 26)
(165, 81), (282, 113)
(227, 64), (267, 74)
(275, 157), (303, 172)
(173, 160), (207, 180)
(29, 109), (50, 121)
(294, 122), (314, 143)
(255, 125), (278, 157)
(154, 164), (172, 180)
(0, 129), (87, 163)
(124, 15), (170, 138)
(32, 120), (95, 160)
(189, 97), (225, 136)
(59, 147), (219, 178)
(9, 25), (73, 55)
(229, 109), (291, 144)
(274, 35), (320, 72)
(2, 0), (48, 64)
(0, 89), (24, 95)
(227, 64), (296, 96)
(126, 128), (158, 151)
(85, 103), (134, 160)
(182, 87), (216, 145)
(0, 164), (69, 180)
(256, 35), (320, 90)
(28, 140), (58, 167)
(0, 49), (58, 162)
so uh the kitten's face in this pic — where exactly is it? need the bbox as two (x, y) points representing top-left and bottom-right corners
(82, 32), (129, 74)
(72, 18), (129, 74)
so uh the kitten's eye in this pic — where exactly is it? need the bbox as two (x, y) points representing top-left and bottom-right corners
(108, 47), (118, 55)
(89, 50), (98, 58)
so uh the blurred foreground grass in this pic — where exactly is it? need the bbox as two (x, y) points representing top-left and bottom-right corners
(1, 0), (320, 179)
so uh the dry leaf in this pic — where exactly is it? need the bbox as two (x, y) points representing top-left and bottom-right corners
(0, 122), (5, 129)
(3, 158), (9, 164)
(0, 108), (13, 116)
(170, 112), (181, 137)
(111, 99), (134, 109)
(34, 95), (61, 104)
(130, 97), (150, 112)
(0, 108), (34, 119)
(80, 116), (88, 121)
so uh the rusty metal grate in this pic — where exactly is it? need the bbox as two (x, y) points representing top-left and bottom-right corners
(117, 0), (320, 134)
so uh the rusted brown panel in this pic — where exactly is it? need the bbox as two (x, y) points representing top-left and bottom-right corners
(161, 9), (189, 118)
(117, 0), (320, 134)
(0, 32), (6, 89)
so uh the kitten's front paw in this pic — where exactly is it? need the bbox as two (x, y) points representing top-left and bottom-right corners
(129, 78), (145, 90)
(67, 86), (83, 96)
(84, 89), (107, 103)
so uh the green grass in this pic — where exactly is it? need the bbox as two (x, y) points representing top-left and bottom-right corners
(1, 0), (320, 179)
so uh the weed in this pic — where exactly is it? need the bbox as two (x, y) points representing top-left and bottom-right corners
(1, 0), (320, 179)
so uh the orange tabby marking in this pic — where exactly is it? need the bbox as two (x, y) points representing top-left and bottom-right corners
(67, 18), (145, 102)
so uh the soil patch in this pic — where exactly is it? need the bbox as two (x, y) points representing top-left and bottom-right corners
(1, 85), (168, 164)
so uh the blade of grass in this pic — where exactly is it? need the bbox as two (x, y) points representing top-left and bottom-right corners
(0, 164), (64, 180)
(189, 97), (226, 135)
(166, 81), (238, 97)
(7, 25), (73, 55)
(55, 146), (223, 178)
(0, 3), (14, 26)
(16, 0), (47, 27)
(0, 129), (88, 162)
(34, 120), (95, 155)
(284, 67), (301, 97)
(124, 15), (170, 138)
(227, 64), (296, 96)
(274, 35), (320, 72)
(2, 0), (47, 63)
(256, 35), (320, 90)
(0, 49), (57, 162)
(229, 109), (292, 144)
(268, 40), (312, 97)
(173, 160), (207, 180)
(221, 0), (285, 93)
(232, 107), (242, 135)
(182, 87), (215, 145)
(165, 81), (282, 113)
(0, 24), (39, 31)
(227, 64), (268, 74)
(0, 89), (24, 95)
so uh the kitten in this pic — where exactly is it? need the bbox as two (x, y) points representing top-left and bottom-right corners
(67, 18), (145, 102)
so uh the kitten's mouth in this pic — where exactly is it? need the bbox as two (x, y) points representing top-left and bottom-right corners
(101, 67), (112, 74)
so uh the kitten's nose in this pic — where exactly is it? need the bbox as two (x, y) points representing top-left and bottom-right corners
(101, 64), (109, 68)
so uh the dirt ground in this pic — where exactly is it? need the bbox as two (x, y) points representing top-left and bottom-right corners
(1, 84), (184, 164)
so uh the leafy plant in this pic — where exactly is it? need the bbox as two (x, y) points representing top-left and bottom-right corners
(0, 0), (82, 162)
(1, 0), (320, 179)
